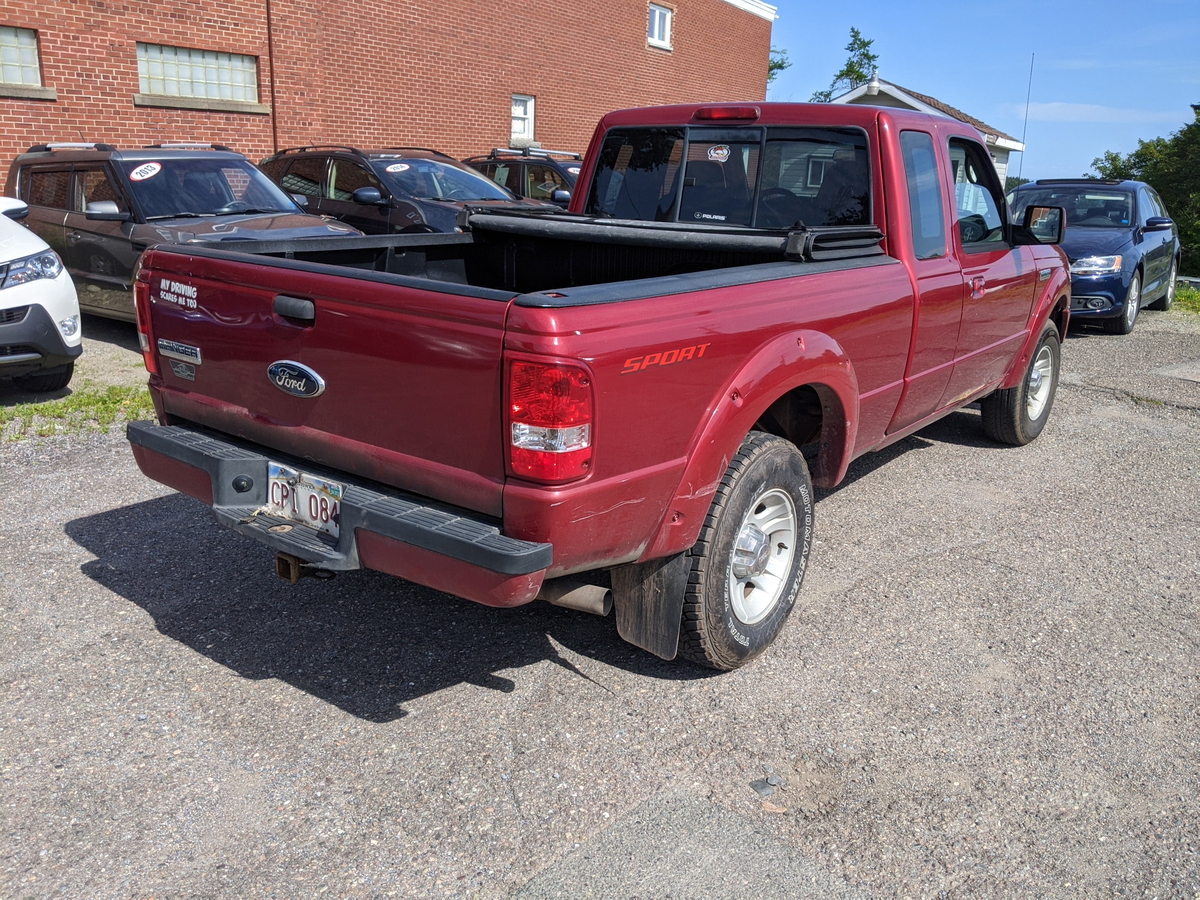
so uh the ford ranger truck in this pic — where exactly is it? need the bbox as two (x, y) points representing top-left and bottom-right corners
(125, 103), (1070, 670)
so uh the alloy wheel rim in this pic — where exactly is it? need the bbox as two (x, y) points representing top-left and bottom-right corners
(1026, 344), (1055, 421)
(728, 488), (797, 625)
(1125, 277), (1140, 328)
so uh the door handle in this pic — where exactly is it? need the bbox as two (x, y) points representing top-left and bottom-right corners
(274, 294), (315, 322)
(67, 230), (82, 245)
(970, 276), (986, 299)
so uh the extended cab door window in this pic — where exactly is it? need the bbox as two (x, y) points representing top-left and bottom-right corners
(948, 140), (1006, 249)
(899, 131), (945, 259)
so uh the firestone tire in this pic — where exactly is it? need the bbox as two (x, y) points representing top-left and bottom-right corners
(13, 361), (74, 393)
(979, 322), (1059, 446)
(678, 432), (814, 671)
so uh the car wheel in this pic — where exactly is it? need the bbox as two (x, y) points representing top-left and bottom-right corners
(678, 432), (814, 670)
(13, 361), (74, 393)
(1105, 271), (1141, 334)
(1148, 259), (1177, 311)
(980, 321), (1060, 446)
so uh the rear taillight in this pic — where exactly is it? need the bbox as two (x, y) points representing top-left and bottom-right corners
(507, 359), (594, 483)
(133, 262), (158, 377)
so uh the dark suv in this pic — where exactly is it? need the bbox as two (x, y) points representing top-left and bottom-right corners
(1007, 178), (1180, 335)
(259, 146), (549, 234)
(5, 142), (360, 321)
(462, 148), (581, 207)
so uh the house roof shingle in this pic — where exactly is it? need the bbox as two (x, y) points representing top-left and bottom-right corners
(880, 81), (1021, 144)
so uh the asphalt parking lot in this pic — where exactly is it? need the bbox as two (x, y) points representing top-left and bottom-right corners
(2, 310), (1199, 899)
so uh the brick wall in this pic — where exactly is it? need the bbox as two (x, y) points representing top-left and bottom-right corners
(0, 0), (771, 180)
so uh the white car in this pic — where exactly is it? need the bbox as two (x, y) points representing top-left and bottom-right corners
(0, 196), (81, 391)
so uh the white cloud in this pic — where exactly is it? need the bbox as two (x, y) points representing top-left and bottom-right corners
(1022, 102), (1187, 124)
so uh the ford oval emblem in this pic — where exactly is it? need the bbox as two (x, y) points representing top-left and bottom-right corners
(267, 360), (326, 398)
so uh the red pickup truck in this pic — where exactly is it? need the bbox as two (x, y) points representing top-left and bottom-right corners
(126, 103), (1070, 670)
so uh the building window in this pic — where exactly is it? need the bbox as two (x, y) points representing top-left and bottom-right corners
(648, 5), (673, 49)
(511, 94), (535, 145)
(137, 43), (259, 102)
(0, 26), (42, 86)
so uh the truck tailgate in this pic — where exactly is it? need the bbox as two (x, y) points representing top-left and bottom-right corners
(141, 247), (516, 517)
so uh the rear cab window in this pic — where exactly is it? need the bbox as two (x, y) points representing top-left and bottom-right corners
(583, 125), (871, 229)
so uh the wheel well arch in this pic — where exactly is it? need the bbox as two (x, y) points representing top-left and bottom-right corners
(750, 381), (848, 489)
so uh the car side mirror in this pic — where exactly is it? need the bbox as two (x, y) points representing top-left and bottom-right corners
(85, 200), (131, 221)
(1013, 205), (1065, 245)
(1144, 216), (1174, 231)
(551, 189), (571, 203)
(0, 197), (29, 220)
(290, 193), (310, 211)
(352, 186), (385, 205)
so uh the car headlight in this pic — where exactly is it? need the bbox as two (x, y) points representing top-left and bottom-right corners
(1, 249), (64, 289)
(1070, 255), (1122, 275)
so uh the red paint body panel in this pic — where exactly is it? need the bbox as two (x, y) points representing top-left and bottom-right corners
(132, 102), (1070, 607)
(355, 530), (545, 607)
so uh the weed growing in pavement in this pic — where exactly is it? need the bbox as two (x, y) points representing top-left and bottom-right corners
(1176, 282), (1200, 313)
(1, 382), (155, 441)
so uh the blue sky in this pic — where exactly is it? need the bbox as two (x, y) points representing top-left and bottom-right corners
(765, 0), (1200, 179)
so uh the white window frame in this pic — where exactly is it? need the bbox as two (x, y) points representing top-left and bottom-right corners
(648, 4), (673, 50)
(511, 94), (535, 144)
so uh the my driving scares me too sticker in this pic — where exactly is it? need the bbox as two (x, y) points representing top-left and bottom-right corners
(129, 162), (163, 181)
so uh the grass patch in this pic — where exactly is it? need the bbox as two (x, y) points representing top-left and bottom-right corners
(1, 383), (155, 441)
(1176, 281), (1200, 313)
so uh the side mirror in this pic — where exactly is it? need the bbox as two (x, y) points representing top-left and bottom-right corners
(1144, 216), (1174, 231)
(85, 200), (131, 221)
(0, 197), (29, 220)
(352, 186), (385, 205)
(290, 193), (310, 211)
(1013, 205), (1065, 245)
(551, 189), (571, 204)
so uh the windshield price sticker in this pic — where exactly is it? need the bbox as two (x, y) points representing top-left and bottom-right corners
(266, 463), (345, 538)
(130, 162), (163, 181)
(385, 163), (411, 172)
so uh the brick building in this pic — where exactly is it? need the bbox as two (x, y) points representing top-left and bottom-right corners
(0, 0), (776, 175)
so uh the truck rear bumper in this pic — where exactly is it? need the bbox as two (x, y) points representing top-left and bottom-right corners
(126, 421), (552, 607)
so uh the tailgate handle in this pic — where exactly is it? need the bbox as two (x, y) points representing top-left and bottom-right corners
(274, 295), (315, 322)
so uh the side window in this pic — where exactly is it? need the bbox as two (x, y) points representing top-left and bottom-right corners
(279, 157), (325, 197)
(948, 139), (1005, 247)
(73, 168), (128, 212)
(526, 164), (565, 199)
(1142, 189), (1166, 220)
(329, 159), (382, 201)
(900, 131), (945, 260)
(25, 168), (71, 209)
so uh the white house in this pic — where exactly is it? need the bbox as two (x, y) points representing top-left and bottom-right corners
(831, 75), (1025, 183)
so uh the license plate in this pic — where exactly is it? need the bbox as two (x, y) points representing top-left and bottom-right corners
(266, 463), (345, 538)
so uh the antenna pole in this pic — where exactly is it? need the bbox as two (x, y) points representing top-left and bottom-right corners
(1017, 53), (1034, 181)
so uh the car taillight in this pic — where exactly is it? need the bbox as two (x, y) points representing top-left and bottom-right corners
(133, 264), (158, 377)
(507, 359), (593, 483)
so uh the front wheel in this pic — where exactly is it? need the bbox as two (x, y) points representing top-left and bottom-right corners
(1148, 259), (1177, 311)
(1104, 271), (1141, 334)
(13, 362), (74, 393)
(678, 432), (814, 670)
(980, 321), (1060, 446)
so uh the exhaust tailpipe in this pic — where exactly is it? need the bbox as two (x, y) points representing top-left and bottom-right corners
(537, 578), (613, 616)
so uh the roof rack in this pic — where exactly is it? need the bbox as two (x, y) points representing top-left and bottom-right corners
(26, 142), (118, 152)
(276, 144), (366, 156)
(375, 147), (456, 160)
(143, 142), (235, 152)
(485, 147), (582, 160)
(1034, 178), (1123, 185)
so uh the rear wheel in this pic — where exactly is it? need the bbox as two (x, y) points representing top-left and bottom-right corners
(980, 322), (1059, 446)
(1104, 271), (1141, 334)
(1148, 259), (1177, 311)
(678, 432), (814, 670)
(13, 362), (74, 393)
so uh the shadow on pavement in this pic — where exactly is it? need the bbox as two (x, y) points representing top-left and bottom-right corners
(81, 313), (139, 350)
(66, 495), (713, 723)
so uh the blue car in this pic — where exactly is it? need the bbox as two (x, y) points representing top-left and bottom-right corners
(1007, 179), (1180, 334)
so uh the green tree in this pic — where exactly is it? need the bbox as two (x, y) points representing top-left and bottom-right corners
(767, 47), (791, 85)
(1006, 176), (1030, 192)
(810, 28), (879, 103)
(1092, 112), (1200, 275)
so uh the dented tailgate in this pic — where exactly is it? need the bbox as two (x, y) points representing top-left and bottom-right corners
(140, 246), (517, 518)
